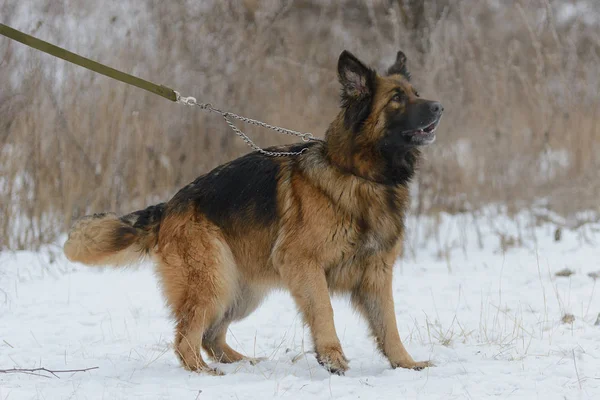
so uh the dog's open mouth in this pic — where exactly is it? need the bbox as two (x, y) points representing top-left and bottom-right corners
(402, 117), (441, 145)
(408, 118), (440, 136)
(419, 120), (439, 134)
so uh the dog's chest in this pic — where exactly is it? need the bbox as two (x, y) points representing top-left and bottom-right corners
(294, 168), (410, 273)
(330, 206), (404, 261)
(322, 210), (403, 291)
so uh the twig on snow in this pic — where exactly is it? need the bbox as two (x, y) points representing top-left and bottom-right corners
(0, 366), (99, 379)
(572, 350), (582, 390)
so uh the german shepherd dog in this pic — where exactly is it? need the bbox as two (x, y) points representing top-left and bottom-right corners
(64, 50), (443, 375)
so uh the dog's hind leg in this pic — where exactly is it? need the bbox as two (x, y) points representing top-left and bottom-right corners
(203, 285), (268, 365)
(156, 216), (238, 375)
(202, 320), (260, 365)
(173, 303), (221, 375)
(202, 322), (245, 363)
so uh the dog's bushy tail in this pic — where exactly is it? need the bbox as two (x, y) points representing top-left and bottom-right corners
(63, 203), (165, 267)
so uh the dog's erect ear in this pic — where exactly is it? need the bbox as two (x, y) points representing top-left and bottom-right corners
(338, 50), (375, 101)
(337, 50), (376, 132)
(387, 50), (411, 80)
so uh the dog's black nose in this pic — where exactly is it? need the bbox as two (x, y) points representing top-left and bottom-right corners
(429, 102), (443, 115)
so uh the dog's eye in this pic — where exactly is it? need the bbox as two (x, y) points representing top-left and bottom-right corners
(414, 90), (420, 97)
(391, 92), (405, 102)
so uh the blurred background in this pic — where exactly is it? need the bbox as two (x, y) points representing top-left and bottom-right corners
(1, 0), (599, 251)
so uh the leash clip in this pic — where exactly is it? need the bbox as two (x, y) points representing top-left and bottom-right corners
(174, 91), (197, 106)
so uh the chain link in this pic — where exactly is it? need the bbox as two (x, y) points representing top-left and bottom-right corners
(175, 91), (318, 156)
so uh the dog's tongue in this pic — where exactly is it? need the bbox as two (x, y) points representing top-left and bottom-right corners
(423, 122), (436, 132)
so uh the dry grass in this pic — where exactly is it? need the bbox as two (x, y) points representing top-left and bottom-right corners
(1, 0), (599, 250)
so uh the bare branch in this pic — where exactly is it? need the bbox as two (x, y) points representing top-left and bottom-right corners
(0, 366), (99, 379)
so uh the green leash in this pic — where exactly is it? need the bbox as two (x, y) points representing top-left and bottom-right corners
(0, 23), (317, 155)
(0, 23), (177, 102)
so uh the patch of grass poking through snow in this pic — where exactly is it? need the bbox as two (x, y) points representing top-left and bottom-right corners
(561, 313), (575, 324)
(555, 268), (575, 278)
(588, 271), (600, 280)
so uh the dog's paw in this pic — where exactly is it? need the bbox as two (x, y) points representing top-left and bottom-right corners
(391, 359), (434, 371)
(183, 362), (224, 376)
(316, 346), (349, 375)
(203, 367), (225, 376)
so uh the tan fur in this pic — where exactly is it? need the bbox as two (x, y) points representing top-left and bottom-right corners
(64, 213), (146, 267)
(65, 52), (435, 375)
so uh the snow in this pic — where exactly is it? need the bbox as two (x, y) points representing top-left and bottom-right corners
(1, 211), (600, 399)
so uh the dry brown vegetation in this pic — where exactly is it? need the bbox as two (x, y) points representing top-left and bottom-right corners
(1, 0), (599, 250)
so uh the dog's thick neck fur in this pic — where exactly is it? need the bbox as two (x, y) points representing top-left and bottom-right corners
(323, 113), (420, 187)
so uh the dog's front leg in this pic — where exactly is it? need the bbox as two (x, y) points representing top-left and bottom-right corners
(278, 259), (348, 375)
(352, 265), (433, 371)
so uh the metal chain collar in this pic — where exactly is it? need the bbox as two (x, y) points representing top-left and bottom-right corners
(175, 91), (318, 157)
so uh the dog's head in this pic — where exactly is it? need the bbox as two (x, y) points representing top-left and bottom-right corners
(338, 50), (443, 147)
(326, 50), (443, 184)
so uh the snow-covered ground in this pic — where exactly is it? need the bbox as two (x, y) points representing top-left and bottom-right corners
(1, 210), (599, 399)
